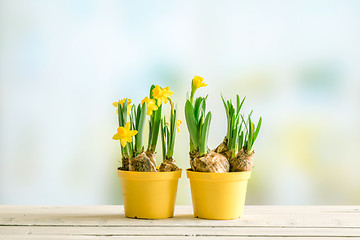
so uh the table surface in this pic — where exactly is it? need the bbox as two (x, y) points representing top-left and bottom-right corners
(0, 205), (359, 239)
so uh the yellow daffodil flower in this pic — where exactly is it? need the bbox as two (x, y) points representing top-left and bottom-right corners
(113, 98), (132, 115)
(119, 98), (131, 106)
(112, 122), (138, 147)
(141, 96), (158, 115)
(152, 85), (173, 106)
(192, 75), (207, 90)
(176, 120), (182, 132)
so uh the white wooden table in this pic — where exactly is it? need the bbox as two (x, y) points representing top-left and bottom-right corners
(0, 205), (359, 239)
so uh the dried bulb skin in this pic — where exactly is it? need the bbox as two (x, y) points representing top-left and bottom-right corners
(213, 138), (231, 159)
(145, 149), (157, 168)
(192, 151), (230, 173)
(189, 151), (198, 171)
(230, 148), (254, 172)
(159, 157), (179, 172)
(129, 152), (157, 172)
(121, 158), (129, 171)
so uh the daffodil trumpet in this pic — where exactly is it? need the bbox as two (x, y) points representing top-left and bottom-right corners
(215, 95), (262, 172)
(190, 75), (207, 104)
(159, 98), (180, 172)
(185, 76), (229, 173)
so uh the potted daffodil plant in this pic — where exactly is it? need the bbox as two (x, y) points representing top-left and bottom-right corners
(112, 85), (181, 219)
(185, 76), (262, 220)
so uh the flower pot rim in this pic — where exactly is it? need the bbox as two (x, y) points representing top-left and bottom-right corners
(117, 168), (182, 180)
(186, 168), (251, 181)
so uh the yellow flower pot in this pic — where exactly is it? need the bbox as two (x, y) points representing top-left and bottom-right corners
(117, 169), (181, 219)
(187, 169), (251, 220)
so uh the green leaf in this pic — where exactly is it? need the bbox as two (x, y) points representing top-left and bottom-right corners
(149, 104), (162, 151)
(185, 100), (199, 149)
(221, 94), (228, 113)
(149, 85), (156, 99)
(122, 99), (128, 127)
(247, 115), (254, 154)
(199, 99), (206, 125)
(194, 97), (202, 118)
(167, 108), (177, 158)
(160, 118), (167, 160)
(238, 131), (244, 152)
(131, 104), (137, 129)
(199, 111), (212, 156)
(236, 96), (246, 117)
(117, 101), (123, 126)
(240, 114), (248, 132)
(135, 102), (146, 153)
(253, 116), (262, 144)
(136, 104), (141, 126)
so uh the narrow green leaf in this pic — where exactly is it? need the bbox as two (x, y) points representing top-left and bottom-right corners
(199, 111), (212, 156)
(149, 104), (162, 151)
(240, 114), (248, 132)
(247, 116), (254, 154)
(135, 102), (146, 153)
(136, 104), (141, 127)
(194, 97), (202, 120)
(185, 100), (199, 149)
(238, 131), (244, 152)
(117, 101), (123, 126)
(236, 96), (246, 117)
(160, 118), (166, 160)
(221, 94), (228, 113)
(253, 116), (262, 144)
(122, 99), (128, 126)
(149, 85), (156, 99)
(167, 108), (177, 158)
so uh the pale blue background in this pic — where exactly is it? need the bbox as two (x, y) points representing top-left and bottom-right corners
(0, 0), (359, 205)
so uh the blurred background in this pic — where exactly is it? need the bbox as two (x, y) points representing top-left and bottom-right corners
(0, 0), (359, 205)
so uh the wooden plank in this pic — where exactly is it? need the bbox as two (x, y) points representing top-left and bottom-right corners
(1, 226), (360, 237)
(0, 206), (359, 228)
(2, 235), (358, 240)
(1, 206), (359, 239)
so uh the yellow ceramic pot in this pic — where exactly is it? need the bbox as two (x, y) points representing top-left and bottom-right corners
(117, 169), (181, 219)
(187, 169), (251, 220)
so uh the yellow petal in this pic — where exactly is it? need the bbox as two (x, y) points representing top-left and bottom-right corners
(112, 133), (121, 140)
(119, 98), (131, 106)
(141, 96), (149, 105)
(192, 75), (207, 89)
(124, 122), (131, 131)
(117, 126), (125, 135)
(152, 85), (164, 100)
(146, 108), (153, 115)
(126, 136), (133, 143)
(129, 130), (138, 136)
(163, 87), (174, 97)
(112, 102), (118, 107)
(162, 97), (169, 104)
(120, 138), (127, 147)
